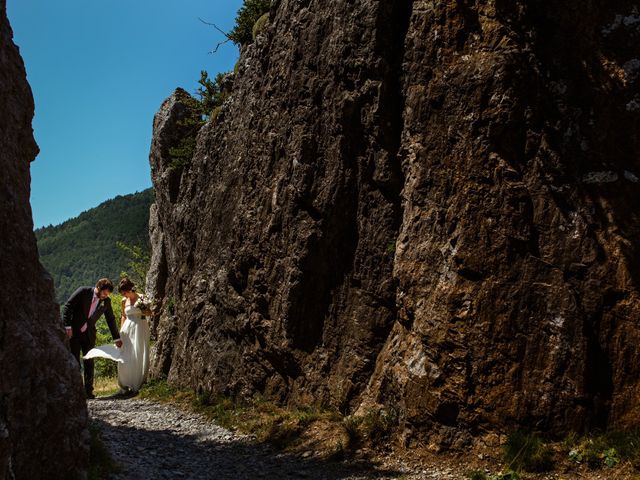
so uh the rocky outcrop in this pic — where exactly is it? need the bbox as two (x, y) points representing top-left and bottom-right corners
(0, 1), (88, 478)
(148, 0), (640, 445)
(366, 0), (640, 443)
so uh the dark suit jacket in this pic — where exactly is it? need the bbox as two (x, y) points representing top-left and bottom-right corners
(62, 286), (120, 345)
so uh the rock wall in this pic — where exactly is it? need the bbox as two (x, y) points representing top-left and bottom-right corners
(148, 0), (640, 444)
(0, 1), (88, 477)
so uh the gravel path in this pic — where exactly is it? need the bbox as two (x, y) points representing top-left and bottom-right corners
(88, 397), (458, 479)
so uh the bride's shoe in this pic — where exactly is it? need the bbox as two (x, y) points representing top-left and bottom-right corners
(115, 387), (131, 397)
(116, 386), (138, 398)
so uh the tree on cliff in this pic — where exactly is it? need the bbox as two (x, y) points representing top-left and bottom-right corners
(196, 70), (226, 117)
(168, 72), (228, 169)
(201, 0), (270, 54)
(229, 0), (270, 45)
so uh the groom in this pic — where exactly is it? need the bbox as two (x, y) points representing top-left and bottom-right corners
(62, 278), (122, 399)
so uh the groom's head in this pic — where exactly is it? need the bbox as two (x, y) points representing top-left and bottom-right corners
(94, 278), (114, 300)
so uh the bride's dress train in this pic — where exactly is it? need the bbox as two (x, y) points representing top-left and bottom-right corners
(85, 300), (150, 392)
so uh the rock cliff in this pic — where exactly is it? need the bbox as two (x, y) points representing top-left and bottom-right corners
(0, 1), (88, 477)
(148, 0), (640, 445)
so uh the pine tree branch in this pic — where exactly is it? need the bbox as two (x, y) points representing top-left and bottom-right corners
(198, 17), (234, 53)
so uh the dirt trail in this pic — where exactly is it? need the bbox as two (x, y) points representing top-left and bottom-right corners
(88, 397), (458, 479)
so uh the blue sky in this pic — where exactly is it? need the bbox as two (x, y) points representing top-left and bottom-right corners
(7, 0), (243, 228)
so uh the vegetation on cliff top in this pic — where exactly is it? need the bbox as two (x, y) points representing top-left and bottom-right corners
(229, 0), (270, 45)
(169, 0), (270, 170)
(168, 70), (229, 170)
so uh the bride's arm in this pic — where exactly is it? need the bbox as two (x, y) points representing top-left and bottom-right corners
(120, 298), (126, 329)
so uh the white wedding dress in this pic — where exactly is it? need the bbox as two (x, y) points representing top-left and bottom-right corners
(84, 299), (150, 392)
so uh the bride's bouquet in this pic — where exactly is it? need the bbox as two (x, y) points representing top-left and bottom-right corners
(134, 295), (150, 312)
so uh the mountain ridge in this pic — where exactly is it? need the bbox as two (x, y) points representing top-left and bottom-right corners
(36, 188), (153, 302)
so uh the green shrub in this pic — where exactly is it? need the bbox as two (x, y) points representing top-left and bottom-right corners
(229, 0), (270, 45)
(343, 415), (361, 445)
(566, 430), (640, 469)
(386, 241), (395, 255)
(168, 71), (229, 170)
(468, 471), (488, 480)
(169, 134), (198, 170)
(343, 407), (397, 448)
(604, 430), (640, 467)
(252, 12), (269, 40)
(504, 431), (553, 472)
(210, 105), (222, 123)
(166, 296), (176, 316)
(196, 70), (227, 118)
(168, 93), (203, 170)
(603, 447), (620, 467)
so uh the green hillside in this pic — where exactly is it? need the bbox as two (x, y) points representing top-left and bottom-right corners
(36, 189), (154, 303)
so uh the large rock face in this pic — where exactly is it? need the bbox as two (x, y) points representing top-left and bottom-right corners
(0, 2), (88, 478)
(148, 0), (640, 444)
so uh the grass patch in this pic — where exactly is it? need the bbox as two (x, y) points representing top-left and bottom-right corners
(138, 376), (180, 401)
(504, 431), (553, 472)
(88, 422), (119, 480)
(139, 379), (345, 453)
(193, 391), (340, 449)
(343, 407), (397, 448)
(93, 376), (119, 397)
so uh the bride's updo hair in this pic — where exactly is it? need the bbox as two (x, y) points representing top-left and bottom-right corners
(118, 277), (136, 294)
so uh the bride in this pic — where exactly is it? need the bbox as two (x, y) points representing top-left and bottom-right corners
(85, 277), (151, 394)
